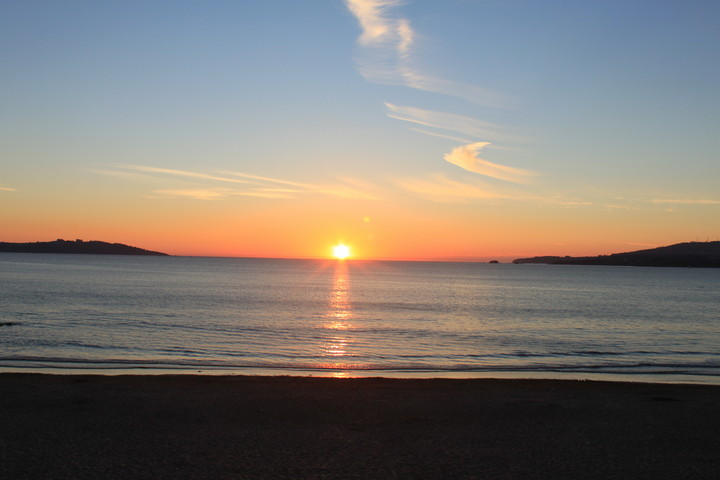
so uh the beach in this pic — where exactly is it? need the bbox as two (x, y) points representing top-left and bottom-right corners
(1, 374), (719, 479)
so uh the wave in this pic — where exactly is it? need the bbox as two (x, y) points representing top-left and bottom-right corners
(2, 355), (720, 378)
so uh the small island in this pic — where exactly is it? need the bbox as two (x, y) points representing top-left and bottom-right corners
(513, 241), (720, 268)
(0, 239), (169, 256)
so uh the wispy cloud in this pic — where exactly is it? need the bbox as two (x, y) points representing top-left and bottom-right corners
(345, 0), (511, 109)
(151, 189), (233, 200)
(444, 142), (536, 183)
(221, 171), (380, 200)
(0, 186), (17, 192)
(217, 171), (310, 188)
(393, 174), (508, 203)
(407, 128), (473, 144)
(396, 72), (514, 110)
(120, 164), (250, 185)
(345, 0), (405, 50)
(151, 188), (296, 200)
(386, 103), (520, 143)
(344, 1), (535, 190)
(396, 17), (413, 55)
(96, 164), (380, 201)
(651, 198), (720, 205)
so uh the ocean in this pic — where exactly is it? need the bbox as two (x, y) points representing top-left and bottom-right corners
(1, 253), (719, 383)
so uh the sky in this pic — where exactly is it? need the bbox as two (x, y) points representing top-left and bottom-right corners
(2, 0), (719, 261)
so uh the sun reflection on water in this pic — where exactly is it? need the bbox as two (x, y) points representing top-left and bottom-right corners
(318, 262), (356, 374)
(328, 265), (351, 321)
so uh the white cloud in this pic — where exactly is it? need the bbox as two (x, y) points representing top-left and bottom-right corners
(220, 171), (314, 189)
(345, 0), (403, 48)
(345, 0), (511, 108)
(444, 142), (536, 183)
(386, 103), (518, 142)
(396, 17), (414, 55)
(222, 171), (381, 200)
(407, 128), (473, 144)
(96, 164), (380, 201)
(395, 71), (514, 110)
(345, 1), (531, 188)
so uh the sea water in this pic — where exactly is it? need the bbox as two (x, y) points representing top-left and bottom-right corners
(1, 253), (719, 383)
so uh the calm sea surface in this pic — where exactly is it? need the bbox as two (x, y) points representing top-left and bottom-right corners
(1, 253), (719, 383)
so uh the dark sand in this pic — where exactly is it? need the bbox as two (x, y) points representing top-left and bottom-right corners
(1, 374), (719, 479)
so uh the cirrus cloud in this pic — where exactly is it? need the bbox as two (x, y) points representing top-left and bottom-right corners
(444, 142), (536, 183)
(94, 164), (380, 201)
(385, 103), (522, 143)
(651, 198), (720, 205)
(345, 0), (512, 109)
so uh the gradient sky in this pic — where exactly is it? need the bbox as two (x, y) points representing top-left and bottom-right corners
(2, 0), (719, 260)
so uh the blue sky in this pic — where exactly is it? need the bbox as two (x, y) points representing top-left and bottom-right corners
(2, 0), (719, 258)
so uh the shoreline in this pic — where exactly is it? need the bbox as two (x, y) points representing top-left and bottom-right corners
(2, 373), (719, 479)
(2, 366), (719, 386)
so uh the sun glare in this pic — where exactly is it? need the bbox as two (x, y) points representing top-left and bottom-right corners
(333, 244), (351, 260)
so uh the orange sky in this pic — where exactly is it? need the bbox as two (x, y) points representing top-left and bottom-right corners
(2, 180), (712, 261)
(2, 1), (718, 261)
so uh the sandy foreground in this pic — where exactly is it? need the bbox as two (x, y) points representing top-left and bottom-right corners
(1, 374), (719, 479)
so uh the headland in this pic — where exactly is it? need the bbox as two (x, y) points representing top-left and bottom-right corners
(0, 239), (168, 256)
(513, 241), (720, 268)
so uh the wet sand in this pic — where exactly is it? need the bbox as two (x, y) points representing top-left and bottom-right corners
(1, 374), (719, 479)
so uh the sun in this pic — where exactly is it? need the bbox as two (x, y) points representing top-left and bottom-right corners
(332, 244), (351, 260)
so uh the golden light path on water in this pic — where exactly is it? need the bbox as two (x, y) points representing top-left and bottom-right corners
(319, 261), (355, 378)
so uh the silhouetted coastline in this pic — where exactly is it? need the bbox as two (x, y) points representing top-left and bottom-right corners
(0, 239), (169, 256)
(513, 241), (720, 268)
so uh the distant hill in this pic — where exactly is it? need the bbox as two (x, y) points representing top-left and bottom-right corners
(0, 239), (169, 256)
(513, 241), (720, 268)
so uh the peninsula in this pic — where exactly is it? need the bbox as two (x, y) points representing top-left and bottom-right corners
(513, 241), (720, 268)
(0, 239), (169, 256)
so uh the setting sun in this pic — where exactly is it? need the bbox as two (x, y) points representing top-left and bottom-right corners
(332, 244), (351, 260)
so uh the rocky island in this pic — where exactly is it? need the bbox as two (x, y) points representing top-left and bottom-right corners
(0, 239), (169, 256)
(513, 241), (720, 268)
